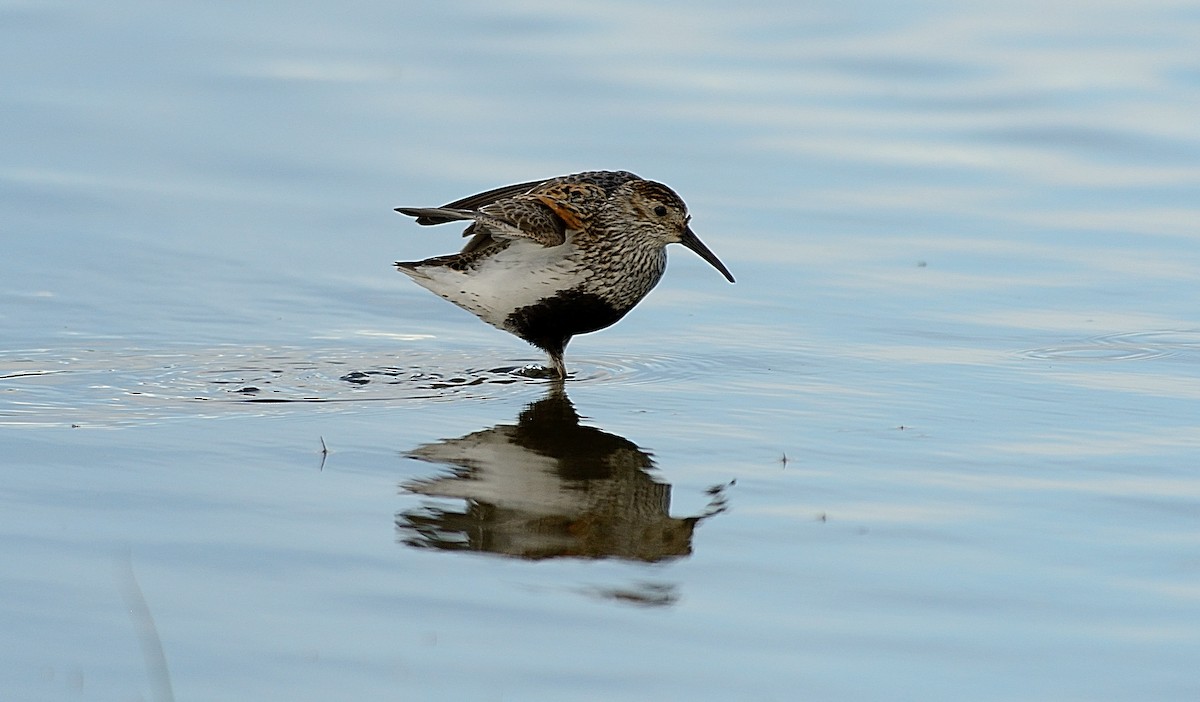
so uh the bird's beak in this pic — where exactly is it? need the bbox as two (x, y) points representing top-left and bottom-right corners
(680, 225), (735, 283)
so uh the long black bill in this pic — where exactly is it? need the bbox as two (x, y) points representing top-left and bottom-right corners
(680, 226), (735, 283)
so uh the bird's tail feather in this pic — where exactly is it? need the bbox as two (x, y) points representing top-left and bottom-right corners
(394, 207), (477, 226)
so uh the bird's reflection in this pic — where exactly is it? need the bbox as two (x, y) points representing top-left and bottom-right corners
(397, 385), (727, 562)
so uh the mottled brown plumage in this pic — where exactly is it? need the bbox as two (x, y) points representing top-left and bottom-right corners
(395, 170), (734, 378)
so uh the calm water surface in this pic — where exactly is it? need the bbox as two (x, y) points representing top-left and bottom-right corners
(3, 1), (1200, 700)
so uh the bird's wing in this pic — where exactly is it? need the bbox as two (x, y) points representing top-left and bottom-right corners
(403, 171), (640, 225)
(467, 178), (611, 247)
(523, 180), (610, 231)
(407, 179), (551, 225)
(395, 171), (641, 252)
(394, 205), (562, 251)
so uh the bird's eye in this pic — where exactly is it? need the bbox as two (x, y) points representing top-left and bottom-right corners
(653, 205), (668, 216)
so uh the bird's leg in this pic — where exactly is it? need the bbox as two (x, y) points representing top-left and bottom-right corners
(547, 350), (567, 380)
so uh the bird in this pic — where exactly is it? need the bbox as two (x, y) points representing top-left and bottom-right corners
(394, 170), (734, 378)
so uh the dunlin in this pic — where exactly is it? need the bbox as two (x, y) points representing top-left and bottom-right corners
(395, 170), (734, 378)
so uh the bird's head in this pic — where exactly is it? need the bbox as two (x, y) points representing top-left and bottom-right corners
(623, 180), (735, 284)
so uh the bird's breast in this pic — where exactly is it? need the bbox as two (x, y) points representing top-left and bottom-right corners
(503, 286), (628, 347)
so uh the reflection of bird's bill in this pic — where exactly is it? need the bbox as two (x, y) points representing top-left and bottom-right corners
(681, 226), (735, 283)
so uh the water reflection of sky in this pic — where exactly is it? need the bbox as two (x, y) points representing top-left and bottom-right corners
(3, 1), (1200, 700)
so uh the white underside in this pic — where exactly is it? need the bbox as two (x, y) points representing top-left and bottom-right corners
(401, 239), (591, 330)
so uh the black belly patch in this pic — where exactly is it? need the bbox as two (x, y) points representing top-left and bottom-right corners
(505, 288), (625, 353)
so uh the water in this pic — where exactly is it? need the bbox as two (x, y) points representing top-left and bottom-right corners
(3, 1), (1200, 699)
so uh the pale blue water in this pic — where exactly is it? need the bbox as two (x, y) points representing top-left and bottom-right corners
(3, 1), (1200, 700)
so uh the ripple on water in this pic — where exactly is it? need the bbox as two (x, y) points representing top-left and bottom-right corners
(0, 344), (724, 426)
(1020, 329), (1200, 362)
